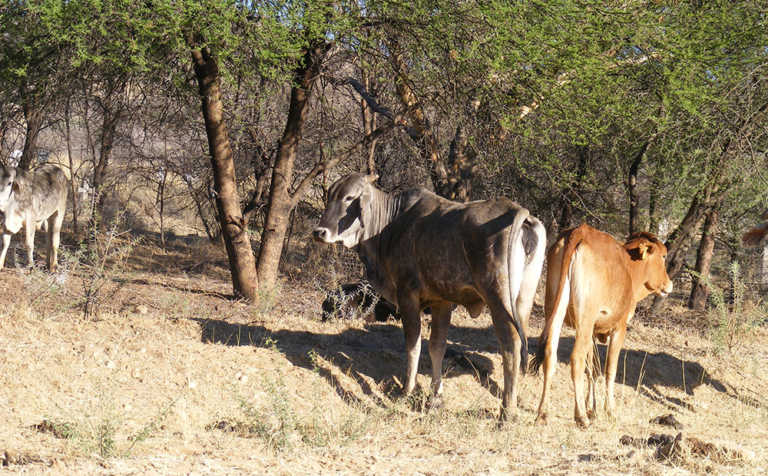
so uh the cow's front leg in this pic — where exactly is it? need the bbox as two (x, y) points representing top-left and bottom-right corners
(398, 294), (422, 396)
(604, 324), (628, 418)
(0, 233), (11, 269)
(24, 218), (35, 268)
(427, 302), (453, 409)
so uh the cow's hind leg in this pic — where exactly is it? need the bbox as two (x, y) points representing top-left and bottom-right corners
(24, 218), (35, 268)
(485, 291), (523, 422)
(47, 210), (64, 272)
(398, 294), (422, 397)
(427, 302), (453, 410)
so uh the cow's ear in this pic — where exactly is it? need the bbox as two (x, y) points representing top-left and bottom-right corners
(11, 181), (20, 194)
(365, 174), (379, 184)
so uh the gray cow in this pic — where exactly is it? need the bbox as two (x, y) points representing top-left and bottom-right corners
(313, 173), (546, 419)
(0, 164), (68, 271)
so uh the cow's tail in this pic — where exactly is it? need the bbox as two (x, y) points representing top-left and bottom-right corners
(507, 207), (530, 374)
(531, 227), (583, 374)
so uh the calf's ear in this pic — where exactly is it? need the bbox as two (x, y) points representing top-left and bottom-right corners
(365, 174), (379, 184)
(11, 181), (20, 194)
(628, 242), (650, 261)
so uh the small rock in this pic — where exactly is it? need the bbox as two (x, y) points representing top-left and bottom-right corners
(650, 413), (684, 430)
(655, 432), (683, 461)
(135, 305), (149, 315)
(619, 435), (646, 447)
(648, 433), (676, 447)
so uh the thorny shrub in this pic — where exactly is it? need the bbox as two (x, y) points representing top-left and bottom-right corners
(706, 262), (766, 354)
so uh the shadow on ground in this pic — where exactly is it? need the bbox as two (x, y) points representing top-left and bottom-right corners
(194, 316), (754, 413)
(119, 277), (234, 300)
(193, 317), (501, 409)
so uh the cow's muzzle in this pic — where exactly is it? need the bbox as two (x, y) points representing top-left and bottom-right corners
(313, 227), (331, 243)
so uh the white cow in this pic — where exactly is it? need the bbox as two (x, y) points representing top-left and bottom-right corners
(0, 164), (68, 271)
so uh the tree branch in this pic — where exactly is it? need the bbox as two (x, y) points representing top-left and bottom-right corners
(289, 122), (397, 208)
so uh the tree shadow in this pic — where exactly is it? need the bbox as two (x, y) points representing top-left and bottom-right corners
(118, 277), (234, 300)
(193, 318), (501, 409)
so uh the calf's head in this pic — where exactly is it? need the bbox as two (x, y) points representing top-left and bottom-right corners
(625, 232), (673, 297)
(313, 173), (377, 248)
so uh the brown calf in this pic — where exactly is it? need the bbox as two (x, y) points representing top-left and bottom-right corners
(531, 224), (672, 427)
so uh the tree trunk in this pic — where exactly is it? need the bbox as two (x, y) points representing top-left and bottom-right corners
(648, 186), (728, 312)
(558, 146), (589, 230)
(391, 49), (451, 196)
(64, 98), (79, 235)
(192, 45), (258, 301)
(257, 43), (325, 289)
(90, 109), (118, 227)
(628, 142), (649, 236)
(17, 96), (45, 171)
(360, 68), (378, 175)
(445, 118), (480, 202)
(157, 167), (167, 250)
(761, 244), (768, 294)
(688, 205), (719, 310)
(648, 169), (661, 235)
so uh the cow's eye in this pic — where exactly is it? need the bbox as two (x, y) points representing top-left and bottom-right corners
(344, 195), (354, 203)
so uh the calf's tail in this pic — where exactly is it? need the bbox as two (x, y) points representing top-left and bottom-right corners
(531, 228), (582, 374)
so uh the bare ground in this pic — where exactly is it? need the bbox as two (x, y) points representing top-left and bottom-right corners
(0, 238), (766, 475)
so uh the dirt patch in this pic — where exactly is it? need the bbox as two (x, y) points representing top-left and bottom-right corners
(32, 420), (77, 440)
(1, 449), (49, 467)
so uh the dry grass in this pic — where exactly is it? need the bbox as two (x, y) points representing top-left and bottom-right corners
(0, 238), (766, 475)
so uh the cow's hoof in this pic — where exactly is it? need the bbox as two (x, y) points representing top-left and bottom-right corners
(497, 408), (519, 427)
(587, 409), (597, 421)
(575, 416), (591, 429)
(534, 412), (548, 425)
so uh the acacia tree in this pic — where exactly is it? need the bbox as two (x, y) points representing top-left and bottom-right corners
(0, 2), (66, 171)
(22, 0), (294, 300)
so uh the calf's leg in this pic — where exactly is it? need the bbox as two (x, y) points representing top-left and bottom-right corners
(585, 340), (599, 420)
(570, 324), (593, 428)
(535, 279), (570, 424)
(604, 324), (628, 417)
